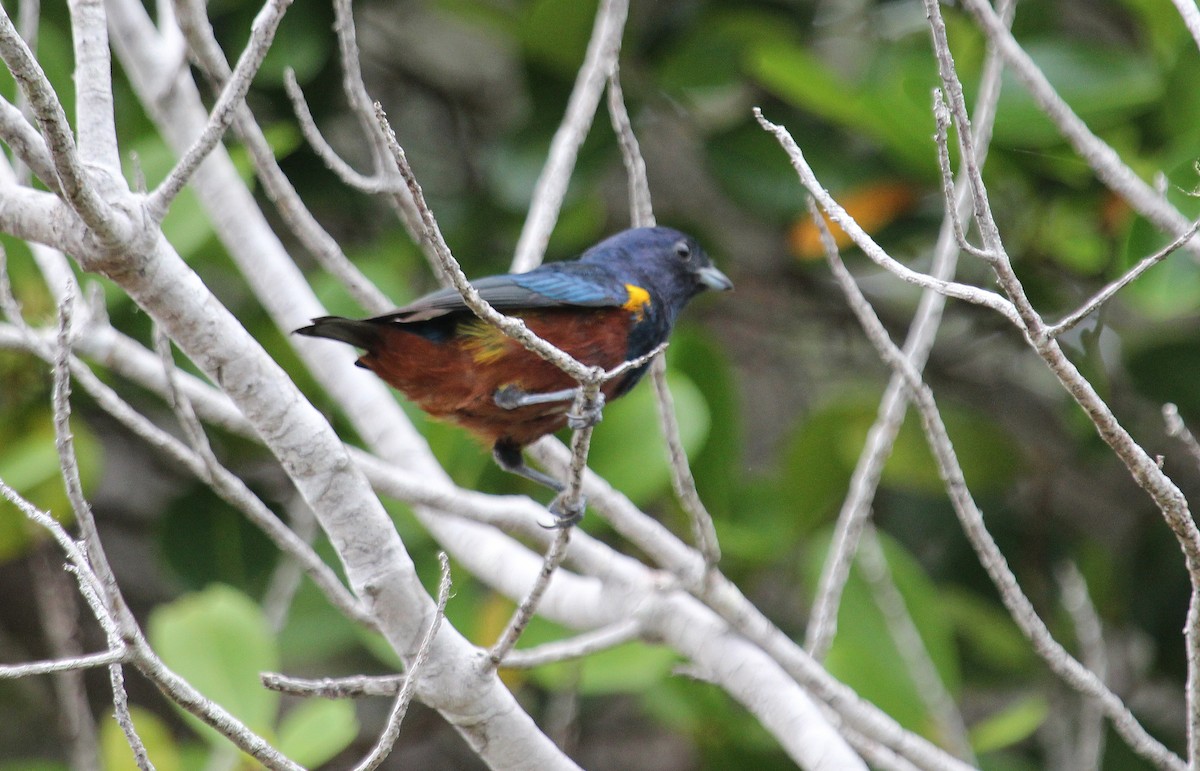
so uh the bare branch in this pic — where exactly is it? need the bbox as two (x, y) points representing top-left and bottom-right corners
(821, 228), (1184, 771)
(147, 0), (294, 219)
(0, 5), (124, 242)
(1048, 217), (1200, 338)
(30, 549), (103, 771)
(957, 0), (1200, 260)
(804, 0), (1013, 645)
(606, 67), (653, 228)
(1164, 403), (1200, 470)
(352, 552), (452, 771)
(606, 70), (719, 564)
(1056, 562), (1108, 771)
(650, 356), (720, 565)
(754, 109), (1023, 326)
(282, 70), (393, 193)
(489, 529), (573, 667)
(500, 619), (641, 669)
(0, 94), (60, 191)
(924, 9), (1200, 758)
(857, 529), (975, 763)
(510, 0), (630, 272)
(69, 0), (119, 170)
(261, 672), (403, 699)
(0, 648), (127, 679)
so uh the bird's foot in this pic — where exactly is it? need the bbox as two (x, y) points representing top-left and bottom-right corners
(543, 494), (586, 528)
(566, 390), (605, 430)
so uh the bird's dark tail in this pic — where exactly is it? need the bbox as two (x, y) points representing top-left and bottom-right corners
(294, 316), (382, 350)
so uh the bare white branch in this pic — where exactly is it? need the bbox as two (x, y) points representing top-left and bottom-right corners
(0, 648), (127, 679)
(755, 109), (1023, 326)
(510, 0), (630, 272)
(147, 0), (294, 219)
(500, 619), (642, 669)
(69, 0), (119, 170)
(352, 553), (452, 771)
(1048, 217), (1200, 338)
(803, 0), (1011, 647)
(957, 0), (1200, 260)
(821, 228), (1184, 771)
(489, 529), (573, 667)
(0, 6), (124, 242)
(1056, 562), (1108, 771)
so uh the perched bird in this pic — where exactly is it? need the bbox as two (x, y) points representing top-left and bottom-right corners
(296, 226), (732, 523)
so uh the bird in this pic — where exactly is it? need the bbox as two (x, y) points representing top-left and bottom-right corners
(295, 226), (732, 524)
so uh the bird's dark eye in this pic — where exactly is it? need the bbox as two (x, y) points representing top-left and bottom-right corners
(674, 241), (691, 260)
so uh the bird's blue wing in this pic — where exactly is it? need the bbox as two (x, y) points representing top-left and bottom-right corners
(376, 264), (629, 322)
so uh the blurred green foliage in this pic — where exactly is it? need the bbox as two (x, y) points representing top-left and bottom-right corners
(4, 0), (1200, 768)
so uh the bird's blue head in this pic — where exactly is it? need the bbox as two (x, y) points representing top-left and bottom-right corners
(580, 226), (733, 324)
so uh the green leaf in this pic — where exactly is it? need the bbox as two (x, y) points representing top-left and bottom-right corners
(970, 695), (1049, 754)
(747, 39), (941, 173)
(520, 0), (598, 76)
(277, 699), (358, 767)
(1120, 160), (1200, 320)
(101, 707), (182, 771)
(587, 369), (710, 506)
(149, 585), (280, 743)
(809, 531), (961, 734)
(993, 41), (1162, 148)
(0, 418), (101, 563)
(939, 589), (1035, 674)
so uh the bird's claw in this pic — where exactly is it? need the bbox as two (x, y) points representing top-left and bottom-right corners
(566, 391), (605, 430)
(543, 494), (586, 528)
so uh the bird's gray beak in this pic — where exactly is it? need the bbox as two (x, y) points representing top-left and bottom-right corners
(698, 265), (734, 292)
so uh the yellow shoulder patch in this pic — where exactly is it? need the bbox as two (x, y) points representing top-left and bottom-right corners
(622, 284), (651, 319)
(459, 319), (510, 364)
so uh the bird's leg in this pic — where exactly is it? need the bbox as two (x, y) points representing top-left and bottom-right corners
(494, 384), (577, 409)
(493, 385), (605, 430)
(492, 439), (585, 527)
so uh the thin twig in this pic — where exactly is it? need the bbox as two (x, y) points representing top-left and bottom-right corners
(351, 552), (452, 771)
(650, 356), (720, 565)
(282, 70), (393, 193)
(1164, 404), (1200, 469)
(754, 110), (1023, 326)
(489, 528), (573, 667)
(1048, 217), (1200, 337)
(148, 0), (295, 219)
(170, 0), (392, 313)
(1056, 562), (1108, 771)
(0, 648), (128, 679)
(0, 4), (123, 243)
(821, 228), (1184, 771)
(500, 619), (641, 669)
(261, 672), (403, 699)
(52, 298), (152, 770)
(606, 67), (720, 565)
(30, 548), (102, 771)
(606, 67), (653, 229)
(932, 90), (993, 262)
(924, 4), (1200, 761)
(857, 528), (976, 763)
(510, 0), (630, 272)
